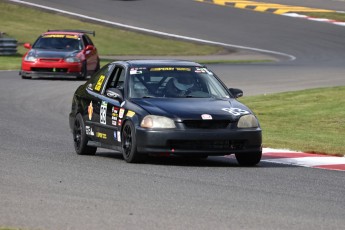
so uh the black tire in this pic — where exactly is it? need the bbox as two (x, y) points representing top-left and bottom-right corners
(235, 151), (262, 166)
(21, 74), (31, 79)
(73, 113), (97, 155)
(121, 121), (146, 163)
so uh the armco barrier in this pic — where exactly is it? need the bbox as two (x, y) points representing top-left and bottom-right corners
(0, 37), (18, 56)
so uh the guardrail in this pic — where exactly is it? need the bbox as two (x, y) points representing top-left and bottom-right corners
(0, 33), (18, 56)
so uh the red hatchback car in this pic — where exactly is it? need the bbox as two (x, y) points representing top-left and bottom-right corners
(20, 30), (100, 79)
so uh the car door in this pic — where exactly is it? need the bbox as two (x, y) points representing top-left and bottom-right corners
(99, 64), (127, 146)
(84, 63), (115, 143)
(82, 34), (98, 71)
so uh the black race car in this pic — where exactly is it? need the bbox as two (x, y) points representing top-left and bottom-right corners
(69, 60), (262, 166)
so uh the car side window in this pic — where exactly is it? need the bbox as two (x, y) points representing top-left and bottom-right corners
(104, 66), (126, 99)
(83, 35), (94, 46)
(87, 64), (114, 92)
(116, 68), (126, 90)
(82, 36), (89, 48)
(104, 66), (126, 96)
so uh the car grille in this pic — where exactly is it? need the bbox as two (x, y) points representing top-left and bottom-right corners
(40, 58), (61, 62)
(31, 68), (68, 73)
(169, 140), (245, 151)
(183, 120), (231, 129)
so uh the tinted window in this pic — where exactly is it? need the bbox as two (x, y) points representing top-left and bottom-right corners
(82, 34), (94, 47)
(128, 66), (230, 98)
(87, 64), (114, 92)
(104, 66), (125, 89)
(33, 34), (82, 50)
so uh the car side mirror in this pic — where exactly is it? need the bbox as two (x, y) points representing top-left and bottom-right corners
(85, 45), (94, 51)
(229, 88), (243, 98)
(24, 43), (32, 49)
(106, 88), (124, 101)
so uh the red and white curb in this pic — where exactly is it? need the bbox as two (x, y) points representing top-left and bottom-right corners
(262, 148), (345, 171)
(283, 12), (345, 27)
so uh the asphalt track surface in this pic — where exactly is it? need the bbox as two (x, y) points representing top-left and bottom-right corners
(1, 0), (345, 229)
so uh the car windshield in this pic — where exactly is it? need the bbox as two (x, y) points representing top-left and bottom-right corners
(129, 66), (231, 99)
(32, 34), (82, 50)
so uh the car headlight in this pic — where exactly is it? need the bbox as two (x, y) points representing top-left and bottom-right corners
(237, 114), (259, 128)
(24, 55), (37, 62)
(65, 57), (81, 63)
(141, 115), (176, 129)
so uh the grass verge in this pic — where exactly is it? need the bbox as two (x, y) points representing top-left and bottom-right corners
(0, 1), (221, 64)
(0, 56), (22, 70)
(0, 1), (270, 70)
(239, 86), (345, 156)
(0, 2), (221, 55)
(304, 12), (345, 21)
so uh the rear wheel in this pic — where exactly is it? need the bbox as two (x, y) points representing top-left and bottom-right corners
(235, 151), (262, 166)
(121, 121), (146, 163)
(73, 113), (97, 155)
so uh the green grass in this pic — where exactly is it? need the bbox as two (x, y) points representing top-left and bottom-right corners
(0, 55), (22, 70)
(0, 1), (269, 70)
(239, 87), (345, 156)
(304, 12), (345, 21)
(0, 1), (222, 58)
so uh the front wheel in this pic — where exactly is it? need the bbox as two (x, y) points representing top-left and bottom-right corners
(21, 75), (31, 79)
(121, 121), (146, 163)
(235, 151), (262, 166)
(73, 113), (97, 155)
(21, 71), (31, 79)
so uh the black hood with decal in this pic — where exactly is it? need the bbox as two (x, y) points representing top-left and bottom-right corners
(131, 98), (252, 121)
(28, 49), (79, 59)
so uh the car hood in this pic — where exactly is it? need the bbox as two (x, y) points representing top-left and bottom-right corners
(131, 98), (252, 121)
(29, 49), (79, 58)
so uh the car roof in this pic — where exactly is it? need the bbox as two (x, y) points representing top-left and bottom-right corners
(117, 59), (205, 68)
(43, 31), (82, 36)
(42, 30), (95, 37)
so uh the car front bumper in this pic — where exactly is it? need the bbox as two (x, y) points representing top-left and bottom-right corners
(20, 61), (83, 78)
(20, 70), (83, 78)
(135, 127), (262, 156)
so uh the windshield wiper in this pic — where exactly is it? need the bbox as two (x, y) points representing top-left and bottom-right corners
(142, 96), (156, 98)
